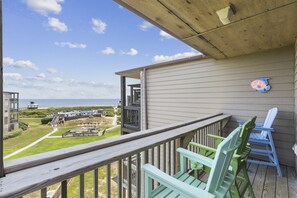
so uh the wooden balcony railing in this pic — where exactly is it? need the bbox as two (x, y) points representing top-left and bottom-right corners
(0, 113), (230, 198)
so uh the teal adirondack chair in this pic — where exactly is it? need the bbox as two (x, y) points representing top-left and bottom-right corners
(190, 116), (256, 198)
(142, 126), (242, 198)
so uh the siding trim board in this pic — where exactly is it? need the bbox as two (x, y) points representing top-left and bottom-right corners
(294, 36), (297, 171)
(145, 46), (296, 167)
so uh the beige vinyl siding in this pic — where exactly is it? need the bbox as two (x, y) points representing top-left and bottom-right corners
(146, 46), (295, 166)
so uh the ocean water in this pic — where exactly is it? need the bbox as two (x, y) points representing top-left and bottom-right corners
(20, 99), (120, 108)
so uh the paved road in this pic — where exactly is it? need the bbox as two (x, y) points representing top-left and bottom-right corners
(4, 127), (58, 160)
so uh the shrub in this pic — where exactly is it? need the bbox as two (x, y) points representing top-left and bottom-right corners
(19, 122), (28, 131)
(41, 117), (53, 125)
(4, 130), (22, 140)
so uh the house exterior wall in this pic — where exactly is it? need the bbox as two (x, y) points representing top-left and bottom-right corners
(145, 46), (295, 166)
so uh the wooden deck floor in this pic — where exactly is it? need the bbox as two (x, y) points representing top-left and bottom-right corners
(247, 164), (297, 198)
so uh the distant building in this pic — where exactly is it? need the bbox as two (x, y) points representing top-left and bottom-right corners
(3, 92), (19, 133)
(27, 101), (38, 109)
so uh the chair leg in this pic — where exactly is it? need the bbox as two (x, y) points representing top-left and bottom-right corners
(226, 190), (232, 198)
(268, 133), (282, 177)
(231, 182), (240, 198)
(242, 164), (255, 198)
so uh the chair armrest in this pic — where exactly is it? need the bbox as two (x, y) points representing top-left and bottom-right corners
(143, 164), (215, 198)
(189, 142), (216, 153)
(253, 127), (274, 132)
(207, 134), (225, 141)
(255, 123), (264, 127)
(177, 148), (214, 168)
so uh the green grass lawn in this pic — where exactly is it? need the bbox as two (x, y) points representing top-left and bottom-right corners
(4, 118), (53, 157)
(8, 126), (121, 160)
(19, 118), (42, 126)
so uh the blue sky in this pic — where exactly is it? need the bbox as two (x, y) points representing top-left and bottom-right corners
(3, 0), (199, 99)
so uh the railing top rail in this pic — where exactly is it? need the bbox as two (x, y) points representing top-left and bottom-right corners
(5, 113), (222, 174)
(1, 114), (231, 198)
(123, 106), (140, 110)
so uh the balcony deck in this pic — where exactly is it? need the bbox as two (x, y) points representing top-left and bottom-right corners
(247, 163), (297, 198)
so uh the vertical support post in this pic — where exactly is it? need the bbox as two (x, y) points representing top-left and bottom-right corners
(79, 174), (84, 198)
(127, 156), (132, 198)
(0, 0), (4, 178)
(61, 180), (67, 198)
(118, 160), (122, 198)
(130, 85), (133, 105)
(143, 69), (148, 130)
(40, 188), (47, 198)
(94, 169), (98, 198)
(106, 164), (111, 198)
(120, 76), (126, 135)
(293, 38), (297, 171)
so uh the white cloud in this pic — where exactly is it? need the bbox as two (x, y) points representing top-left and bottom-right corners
(140, 21), (153, 31)
(51, 77), (63, 83)
(92, 18), (106, 34)
(54, 42), (87, 49)
(48, 17), (68, 32)
(152, 52), (201, 63)
(3, 57), (14, 66)
(100, 47), (115, 55)
(47, 67), (58, 74)
(160, 30), (174, 39)
(3, 57), (38, 70)
(25, 0), (64, 15)
(4, 73), (23, 81)
(121, 48), (138, 56)
(36, 73), (46, 79)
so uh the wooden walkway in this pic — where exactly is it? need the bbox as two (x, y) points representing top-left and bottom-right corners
(247, 164), (297, 198)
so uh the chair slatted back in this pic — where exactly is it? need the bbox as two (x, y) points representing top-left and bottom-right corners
(237, 116), (257, 155)
(206, 127), (241, 192)
(261, 107), (278, 138)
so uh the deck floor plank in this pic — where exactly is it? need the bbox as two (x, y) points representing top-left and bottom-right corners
(276, 165), (289, 198)
(262, 166), (276, 198)
(287, 166), (297, 198)
(252, 165), (267, 198)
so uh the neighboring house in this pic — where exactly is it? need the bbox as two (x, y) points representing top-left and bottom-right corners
(115, 0), (297, 170)
(3, 92), (19, 133)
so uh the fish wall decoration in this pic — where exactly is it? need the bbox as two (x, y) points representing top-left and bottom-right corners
(251, 78), (271, 93)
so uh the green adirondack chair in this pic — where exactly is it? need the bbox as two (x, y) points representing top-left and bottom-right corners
(142, 126), (242, 198)
(190, 116), (256, 198)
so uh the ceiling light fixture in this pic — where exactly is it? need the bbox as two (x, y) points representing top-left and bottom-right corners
(216, 4), (236, 25)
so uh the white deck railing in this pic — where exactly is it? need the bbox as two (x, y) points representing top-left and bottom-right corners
(0, 113), (231, 198)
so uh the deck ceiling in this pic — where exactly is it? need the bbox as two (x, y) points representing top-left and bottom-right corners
(115, 0), (297, 59)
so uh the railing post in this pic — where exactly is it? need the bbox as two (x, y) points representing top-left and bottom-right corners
(120, 76), (126, 135)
